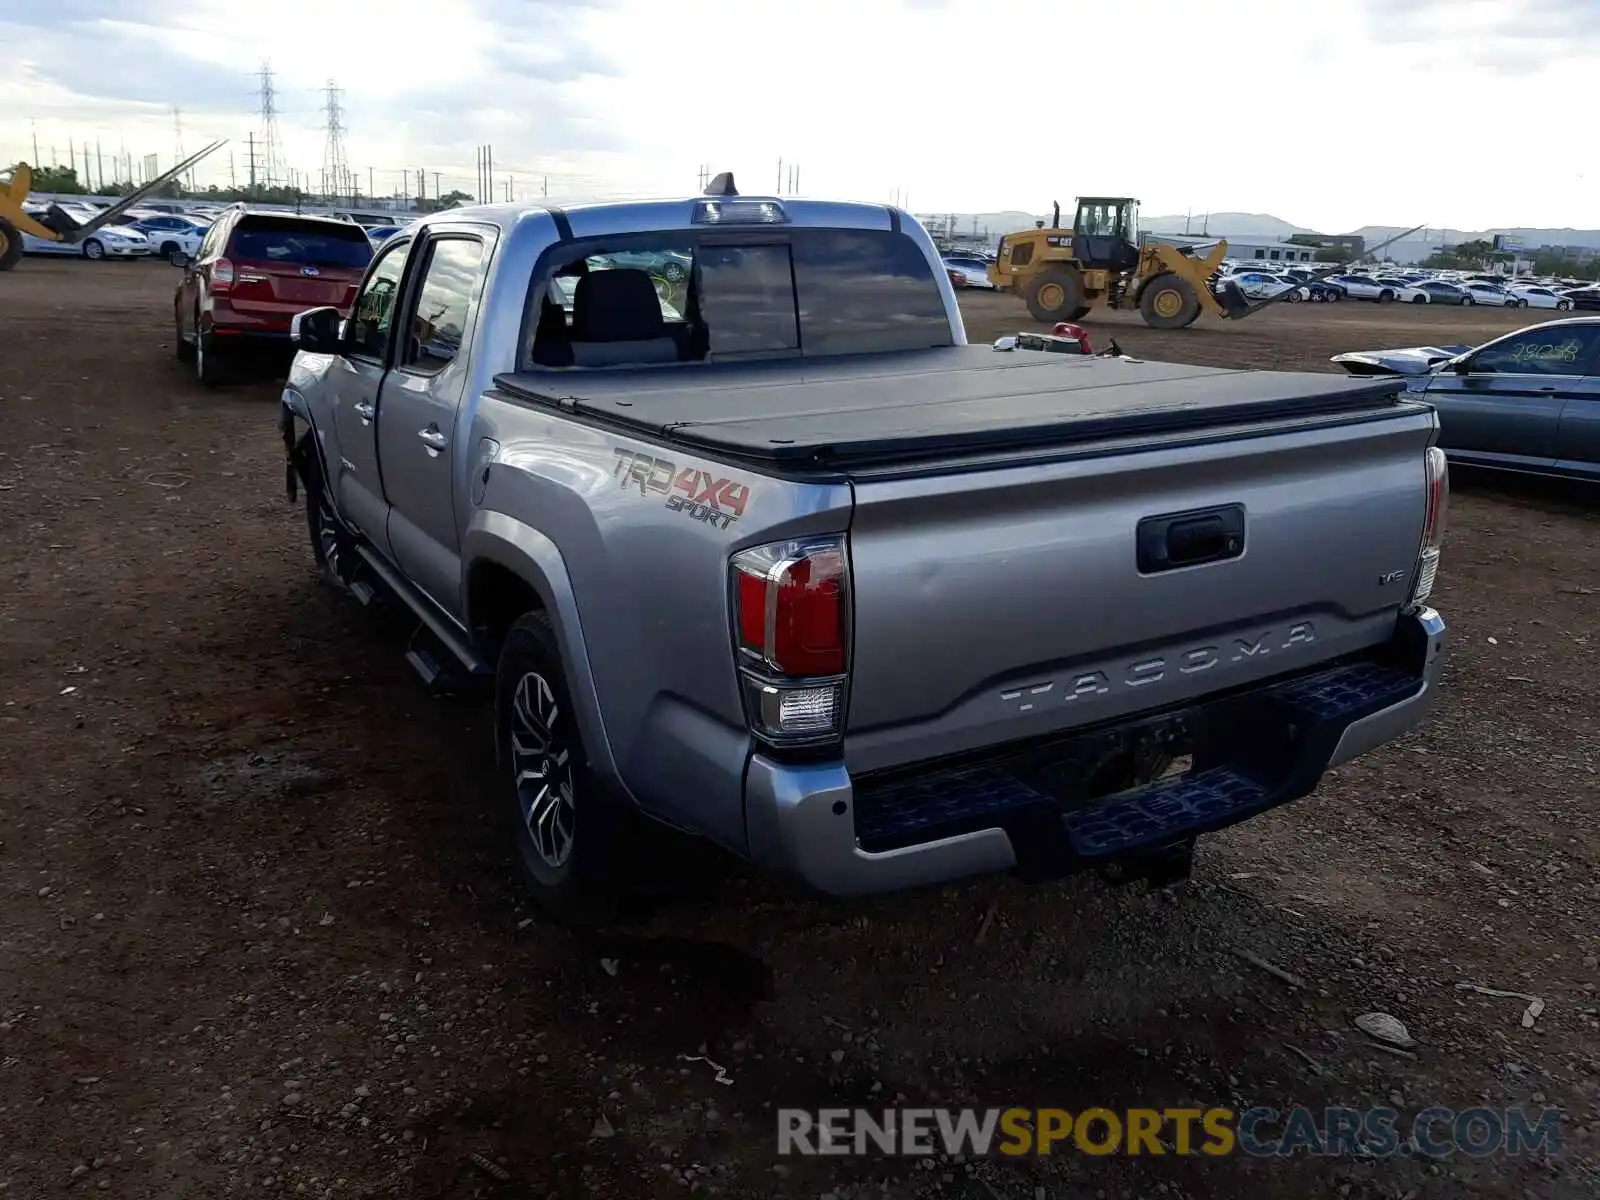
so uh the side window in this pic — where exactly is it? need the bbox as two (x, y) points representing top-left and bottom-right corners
(348, 241), (410, 362)
(792, 229), (951, 356)
(402, 238), (485, 375)
(1469, 327), (1600, 376)
(199, 218), (227, 259)
(1253, 249), (1265, 259)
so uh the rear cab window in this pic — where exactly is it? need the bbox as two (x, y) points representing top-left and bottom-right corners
(524, 228), (951, 370)
(227, 216), (374, 269)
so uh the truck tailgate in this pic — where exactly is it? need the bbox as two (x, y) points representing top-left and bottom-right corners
(842, 405), (1437, 774)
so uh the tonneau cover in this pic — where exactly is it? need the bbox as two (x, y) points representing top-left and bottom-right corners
(495, 345), (1405, 467)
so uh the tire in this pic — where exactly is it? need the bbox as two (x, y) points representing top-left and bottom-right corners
(195, 328), (228, 387)
(0, 218), (22, 272)
(174, 304), (196, 363)
(1065, 304), (1093, 321)
(1139, 273), (1201, 330)
(1024, 267), (1086, 323)
(82, 238), (105, 261)
(161, 242), (183, 265)
(1286, 289), (1303, 303)
(1462, 295), (1475, 306)
(1558, 299), (1572, 311)
(1377, 289), (1394, 304)
(1411, 294), (1427, 303)
(301, 440), (352, 591)
(496, 611), (633, 925)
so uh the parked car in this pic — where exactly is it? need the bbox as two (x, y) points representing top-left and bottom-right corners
(1302, 278), (1343, 302)
(1562, 286), (1600, 311)
(172, 207), (374, 385)
(1332, 316), (1600, 479)
(1325, 275), (1420, 303)
(1412, 281), (1471, 306)
(942, 256), (996, 289)
(130, 214), (210, 264)
(277, 188), (1448, 920)
(1227, 271), (1308, 302)
(1460, 282), (1522, 307)
(20, 212), (151, 260)
(1509, 285), (1575, 311)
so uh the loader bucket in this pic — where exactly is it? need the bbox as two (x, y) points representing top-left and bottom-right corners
(1213, 279), (1276, 320)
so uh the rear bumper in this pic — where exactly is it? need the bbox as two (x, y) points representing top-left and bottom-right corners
(744, 607), (1445, 897)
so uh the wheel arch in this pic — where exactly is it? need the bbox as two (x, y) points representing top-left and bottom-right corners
(462, 512), (621, 787)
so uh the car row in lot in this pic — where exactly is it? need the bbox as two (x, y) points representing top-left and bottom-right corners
(20, 200), (417, 265)
(1333, 316), (1600, 480)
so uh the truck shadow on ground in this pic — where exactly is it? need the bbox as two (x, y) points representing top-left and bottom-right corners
(175, 579), (1576, 1199)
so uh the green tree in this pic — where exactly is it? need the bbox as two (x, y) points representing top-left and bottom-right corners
(30, 165), (86, 193)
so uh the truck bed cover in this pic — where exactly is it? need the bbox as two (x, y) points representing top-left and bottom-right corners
(495, 345), (1406, 468)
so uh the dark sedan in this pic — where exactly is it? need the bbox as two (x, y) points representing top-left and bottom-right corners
(1563, 287), (1600, 311)
(1414, 280), (1473, 305)
(1331, 317), (1600, 480)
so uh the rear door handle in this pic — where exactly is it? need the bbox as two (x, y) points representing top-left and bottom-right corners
(354, 401), (375, 423)
(418, 426), (448, 452)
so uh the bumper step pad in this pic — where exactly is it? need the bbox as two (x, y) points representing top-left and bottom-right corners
(853, 660), (1419, 859)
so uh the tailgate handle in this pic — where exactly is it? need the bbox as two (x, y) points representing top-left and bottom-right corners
(1137, 505), (1246, 573)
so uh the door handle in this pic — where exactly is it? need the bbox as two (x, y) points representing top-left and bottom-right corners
(354, 401), (375, 423)
(418, 427), (449, 452)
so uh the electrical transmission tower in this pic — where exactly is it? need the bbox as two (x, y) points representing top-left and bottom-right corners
(172, 107), (191, 191)
(322, 79), (350, 202)
(257, 61), (286, 189)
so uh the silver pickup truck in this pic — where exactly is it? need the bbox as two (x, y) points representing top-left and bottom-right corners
(279, 178), (1448, 921)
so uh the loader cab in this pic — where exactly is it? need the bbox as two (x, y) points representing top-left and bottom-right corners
(1072, 197), (1141, 274)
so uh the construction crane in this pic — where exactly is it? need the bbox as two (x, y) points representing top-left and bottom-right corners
(0, 140), (226, 272)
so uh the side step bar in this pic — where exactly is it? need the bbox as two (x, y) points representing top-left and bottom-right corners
(351, 544), (493, 690)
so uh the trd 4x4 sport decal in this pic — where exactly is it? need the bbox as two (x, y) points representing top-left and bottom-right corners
(612, 447), (750, 531)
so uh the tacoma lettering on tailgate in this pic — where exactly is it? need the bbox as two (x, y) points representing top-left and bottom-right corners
(612, 447), (750, 530)
(999, 623), (1318, 713)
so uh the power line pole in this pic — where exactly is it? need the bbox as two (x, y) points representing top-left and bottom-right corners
(321, 78), (349, 205)
(776, 157), (783, 194)
(368, 166), (374, 201)
(32, 122), (40, 167)
(246, 132), (257, 192)
(542, 176), (548, 198)
(96, 140), (104, 192)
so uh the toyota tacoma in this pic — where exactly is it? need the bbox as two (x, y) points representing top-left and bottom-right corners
(279, 176), (1448, 920)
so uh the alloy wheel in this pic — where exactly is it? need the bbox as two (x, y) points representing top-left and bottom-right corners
(510, 671), (575, 868)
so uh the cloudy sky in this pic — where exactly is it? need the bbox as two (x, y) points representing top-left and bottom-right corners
(2, 0), (1593, 232)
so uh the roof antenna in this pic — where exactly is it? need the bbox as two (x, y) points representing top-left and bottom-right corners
(704, 172), (738, 197)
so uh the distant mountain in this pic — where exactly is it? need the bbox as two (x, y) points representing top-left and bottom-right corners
(1141, 212), (1316, 239)
(921, 210), (1600, 263)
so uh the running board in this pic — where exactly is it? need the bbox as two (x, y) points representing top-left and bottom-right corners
(353, 545), (492, 679)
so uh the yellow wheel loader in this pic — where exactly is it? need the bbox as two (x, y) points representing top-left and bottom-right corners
(0, 141), (227, 272)
(987, 197), (1276, 330)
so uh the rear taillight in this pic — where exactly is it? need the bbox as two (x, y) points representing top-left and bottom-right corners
(730, 536), (849, 743)
(212, 257), (235, 293)
(1409, 446), (1449, 607)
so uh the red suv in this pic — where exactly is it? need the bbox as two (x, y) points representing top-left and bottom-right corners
(173, 207), (373, 385)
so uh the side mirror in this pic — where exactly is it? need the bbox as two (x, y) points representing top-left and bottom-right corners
(170, 253), (192, 269)
(291, 306), (342, 354)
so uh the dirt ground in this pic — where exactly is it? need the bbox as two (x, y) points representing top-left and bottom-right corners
(1, 261), (1597, 1200)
